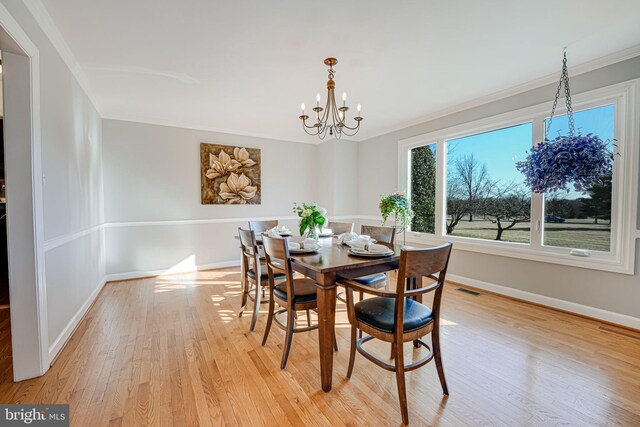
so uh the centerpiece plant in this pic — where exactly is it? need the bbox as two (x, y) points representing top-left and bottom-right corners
(293, 202), (327, 239)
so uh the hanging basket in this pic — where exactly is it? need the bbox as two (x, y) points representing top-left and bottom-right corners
(516, 133), (613, 193)
(516, 50), (615, 194)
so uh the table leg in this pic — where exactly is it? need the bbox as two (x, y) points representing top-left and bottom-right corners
(316, 283), (337, 392)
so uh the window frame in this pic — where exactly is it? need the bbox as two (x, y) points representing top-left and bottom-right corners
(398, 79), (639, 274)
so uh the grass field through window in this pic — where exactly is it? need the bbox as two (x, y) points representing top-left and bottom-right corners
(448, 218), (611, 252)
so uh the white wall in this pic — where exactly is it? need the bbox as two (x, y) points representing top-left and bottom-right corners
(1, 0), (105, 363)
(357, 56), (640, 321)
(102, 120), (318, 277)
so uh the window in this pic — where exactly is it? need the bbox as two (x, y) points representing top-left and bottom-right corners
(445, 123), (532, 243)
(399, 80), (638, 274)
(543, 105), (614, 252)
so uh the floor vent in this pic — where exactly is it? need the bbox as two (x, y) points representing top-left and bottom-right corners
(457, 288), (481, 296)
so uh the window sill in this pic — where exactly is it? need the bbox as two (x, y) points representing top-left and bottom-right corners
(401, 232), (635, 275)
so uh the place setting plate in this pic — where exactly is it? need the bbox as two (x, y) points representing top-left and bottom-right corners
(288, 238), (321, 254)
(289, 244), (321, 254)
(348, 245), (394, 258)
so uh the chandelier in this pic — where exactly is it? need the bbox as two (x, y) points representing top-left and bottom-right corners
(299, 58), (363, 139)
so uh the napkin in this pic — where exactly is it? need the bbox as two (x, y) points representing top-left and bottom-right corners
(337, 232), (359, 244)
(289, 238), (318, 250)
(349, 242), (391, 253)
(264, 228), (281, 238)
(275, 225), (291, 234)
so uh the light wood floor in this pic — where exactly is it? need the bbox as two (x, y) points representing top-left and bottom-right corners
(0, 268), (639, 426)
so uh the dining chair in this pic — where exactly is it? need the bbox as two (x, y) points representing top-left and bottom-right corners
(361, 224), (396, 244)
(238, 228), (285, 331)
(248, 219), (279, 233)
(354, 224), (397, 293)
(261, 235), (334, 369)
(339, 243), (453, 426)
(326, 221), (354, 235)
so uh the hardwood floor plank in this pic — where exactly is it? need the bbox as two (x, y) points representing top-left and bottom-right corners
(0, 268), (639, 427)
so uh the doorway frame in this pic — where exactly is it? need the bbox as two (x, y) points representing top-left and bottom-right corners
(0, 3), (49, 380)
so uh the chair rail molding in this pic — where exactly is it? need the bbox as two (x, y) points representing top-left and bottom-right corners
(43, 224), (103, 252)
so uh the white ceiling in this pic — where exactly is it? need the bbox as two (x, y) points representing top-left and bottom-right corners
(39, 0), (640, 142)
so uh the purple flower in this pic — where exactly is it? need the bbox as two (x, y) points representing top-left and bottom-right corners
(516, 133), (613, 193)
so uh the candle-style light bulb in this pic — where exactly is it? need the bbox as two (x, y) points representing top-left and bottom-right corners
(316, 93), (321, 106)
(357, 104), (362, 115)
(301, 103), (305, 113)
(338, 111), (344, 120)
(342, 92), (347, 101)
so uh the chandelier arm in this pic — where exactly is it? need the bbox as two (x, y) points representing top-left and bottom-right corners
(301, 118), (319, 131)
(330, 90), (341, 127)
(340, 127), (359, 137)
(340, 121), (361, 131)
(319, 93), (331, 126)
(302, 123), (319, 136)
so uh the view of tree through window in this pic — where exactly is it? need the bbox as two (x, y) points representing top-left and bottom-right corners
(543, 104), (614, 252)
(410, 145), (436, 233)
(445, 123), (533, 243)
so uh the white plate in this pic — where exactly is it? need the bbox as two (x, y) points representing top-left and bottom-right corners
(348, 248), (394, 258)
(344, 239), (377, 247)
(289, 244), (320, 254)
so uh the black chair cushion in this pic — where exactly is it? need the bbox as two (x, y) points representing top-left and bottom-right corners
(248, 268), (285, 282)
(354, 273), (386, 287)
(355, 297), (433, 332)
(274, 278), (317, 303)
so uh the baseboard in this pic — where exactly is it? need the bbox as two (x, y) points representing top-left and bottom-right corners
(48, 275), (108, 363)
(104, 259), (240, 282)
(447, 274), (640, 330)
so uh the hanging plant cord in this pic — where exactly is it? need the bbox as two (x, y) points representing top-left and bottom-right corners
(546, 49), (575, 140)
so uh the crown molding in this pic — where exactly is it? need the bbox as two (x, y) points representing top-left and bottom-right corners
(23, 0), (104, 115)
(356, 44), (640, 142)
(102, 114), (321, 145)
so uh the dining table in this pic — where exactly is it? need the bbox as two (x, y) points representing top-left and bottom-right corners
(242, 234), (402, 392)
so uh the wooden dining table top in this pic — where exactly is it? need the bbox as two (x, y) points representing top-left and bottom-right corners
(236, 233), (404, 281)
(288, 236), (402, 276)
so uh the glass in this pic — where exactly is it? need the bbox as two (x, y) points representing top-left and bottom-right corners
(445, 123), (533, 243)
(543, 104), (614, 252)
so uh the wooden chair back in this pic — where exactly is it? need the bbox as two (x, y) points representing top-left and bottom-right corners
(395, 243), (453, 334)
(238, 228), (260, 275)
(261, 235), (295, 298)
(249, 220), (278, 233)
(361, 224), (396, 244)
(327, 221), (354, 235)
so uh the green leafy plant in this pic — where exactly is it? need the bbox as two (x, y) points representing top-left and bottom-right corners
(379, 192), (413, 228)
(292, 202), (327, 239)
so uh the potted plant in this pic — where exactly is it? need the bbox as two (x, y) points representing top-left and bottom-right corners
(292, 202), (327, 240)
(516, 133), (614, 193)
(516, 51), (615, 194)
(379, 192), (413, 244)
